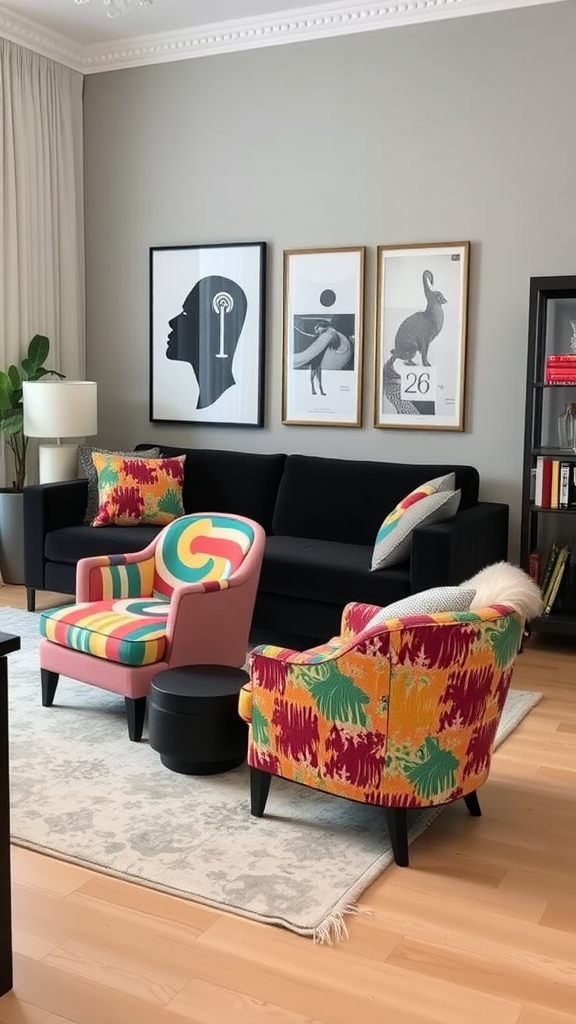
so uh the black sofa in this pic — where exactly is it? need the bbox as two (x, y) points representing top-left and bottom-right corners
(23, 444), (509, 645)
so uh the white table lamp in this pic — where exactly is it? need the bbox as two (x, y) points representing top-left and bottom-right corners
(23, 381), (98, 484)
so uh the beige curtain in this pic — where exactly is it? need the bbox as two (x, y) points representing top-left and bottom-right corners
(0, 38), (85, 488)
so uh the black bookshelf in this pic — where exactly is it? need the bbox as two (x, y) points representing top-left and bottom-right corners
(0, 631), (20, 997)
(529, 613), (576, 636)
(521, 276), (576, 635)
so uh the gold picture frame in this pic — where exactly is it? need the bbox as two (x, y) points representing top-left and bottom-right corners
(374, 241), (470, 431)
(282, 246), (365, 427)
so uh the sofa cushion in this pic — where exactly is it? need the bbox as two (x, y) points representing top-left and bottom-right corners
(138, 445), (286, 533)
(271, 454), (479, 544)
(371, 488), (461, 571)
(91, 453), (186, 527)
(259, 535), (411, 608)
(45, 524), (162, 564)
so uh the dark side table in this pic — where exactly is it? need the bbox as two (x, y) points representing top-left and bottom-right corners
(148, 665), (249, 775)
(0, 631), (21, 997)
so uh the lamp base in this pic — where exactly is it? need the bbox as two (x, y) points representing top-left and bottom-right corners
(38, 445), (79, 484)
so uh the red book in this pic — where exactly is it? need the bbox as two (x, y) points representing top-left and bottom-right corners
(541, 458), (553, 508)
(547, 354), (576, 362)
(528, 551), (541, 584)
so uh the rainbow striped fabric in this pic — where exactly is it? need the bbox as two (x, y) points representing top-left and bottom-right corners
(84, 554), (156, 602)
(153, 514), (255, 599)
(40, 599), (170, 666)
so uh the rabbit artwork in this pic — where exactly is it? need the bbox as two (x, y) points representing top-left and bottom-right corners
(391, 270), (447, 367)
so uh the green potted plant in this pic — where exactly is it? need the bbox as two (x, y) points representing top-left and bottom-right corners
(0, 334), (64, 492)
(0, 334), (63, 583)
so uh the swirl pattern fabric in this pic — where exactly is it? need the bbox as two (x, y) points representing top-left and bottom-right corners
(40, 599), (170, 667)
(153, 514), (255, 599)
(242, 605), (522, 809)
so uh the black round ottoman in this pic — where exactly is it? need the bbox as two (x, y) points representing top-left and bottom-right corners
(148, 665), (249, 775)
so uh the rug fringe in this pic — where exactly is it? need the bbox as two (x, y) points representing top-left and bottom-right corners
(312, 901), (373, 944)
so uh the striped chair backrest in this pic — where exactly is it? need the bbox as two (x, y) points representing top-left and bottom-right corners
(153, 513), (255, 599)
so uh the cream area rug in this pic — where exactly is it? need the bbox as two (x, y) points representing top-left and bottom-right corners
(2, 607), (542, 942)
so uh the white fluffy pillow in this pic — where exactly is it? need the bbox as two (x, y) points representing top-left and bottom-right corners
(460, 562), (543, 620)
(367, 585), (476, 628)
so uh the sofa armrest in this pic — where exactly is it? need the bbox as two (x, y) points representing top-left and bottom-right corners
(410, 501), (509, 593)
(340, 601), (383, 639)
(23, 480), (89, 590)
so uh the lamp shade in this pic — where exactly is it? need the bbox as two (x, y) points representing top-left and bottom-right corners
(23, 381), (98, 438)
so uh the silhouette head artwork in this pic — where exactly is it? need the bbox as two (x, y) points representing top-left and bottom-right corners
(166, 275), (248, 410)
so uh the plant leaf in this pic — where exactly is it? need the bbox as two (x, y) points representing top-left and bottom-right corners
(7, 365), (21, 391)
(0, 372), (14, 411)
(27, 334), (50, 374)
(0, 410), (23, 435)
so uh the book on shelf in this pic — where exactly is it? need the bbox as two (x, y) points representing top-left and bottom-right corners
(537, 540), (557, 602)
(569, 465), (576, 509)
(543, 544), (570, 616)
(534, 456), (576, 508)
(550, 460), (560, 508)
(544, 356), (576, 383)
(559, 462), (571, 508)
(563, 547), (576, 615)
(528, 550), (541, 584)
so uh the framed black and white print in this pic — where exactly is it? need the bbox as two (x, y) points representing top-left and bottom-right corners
(282, 247), (365, 426)
(150, 242), (266, 426)
(374, 241), (470, 431)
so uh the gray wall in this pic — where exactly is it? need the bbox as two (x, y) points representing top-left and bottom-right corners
(83, 1), (576, 558)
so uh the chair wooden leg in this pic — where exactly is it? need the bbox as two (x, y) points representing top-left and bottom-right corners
(385, 807), (409, 867)
(41, 669), (58, 707)
(250, 767), (271, 817)
(464, 791), (482, 817)
(125, 696), (146, 742)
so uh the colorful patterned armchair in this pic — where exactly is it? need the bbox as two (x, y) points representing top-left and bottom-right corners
(38, 513), (265, 740)
(239, 600), (522, 866)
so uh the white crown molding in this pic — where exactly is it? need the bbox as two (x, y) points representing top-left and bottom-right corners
(0, 0), (569, 74)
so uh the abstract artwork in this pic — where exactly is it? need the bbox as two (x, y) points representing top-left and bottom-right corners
(150, 242), (266, 427)
(374, 242), (470, 431)
(282, 247), (365, 426)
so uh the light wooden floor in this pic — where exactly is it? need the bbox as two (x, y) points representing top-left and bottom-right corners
(0, 585), (575, 1024)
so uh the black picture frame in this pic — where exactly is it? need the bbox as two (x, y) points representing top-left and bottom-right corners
(150, 241), (266, 427)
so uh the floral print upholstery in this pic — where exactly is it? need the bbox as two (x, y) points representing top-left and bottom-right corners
(241, 602), (522, 809)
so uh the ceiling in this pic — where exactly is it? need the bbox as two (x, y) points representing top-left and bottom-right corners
(0, 0), (567, 73)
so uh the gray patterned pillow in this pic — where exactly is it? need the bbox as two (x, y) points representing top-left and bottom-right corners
(79, 445), (161, 525)
(366, 586), (476, 628)
(371, 488), (461, 570)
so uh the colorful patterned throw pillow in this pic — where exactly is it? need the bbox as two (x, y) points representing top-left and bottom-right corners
(79, 445), (161, 525)
(371, 475), (460, 571)
(91, 453), (186, 527)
